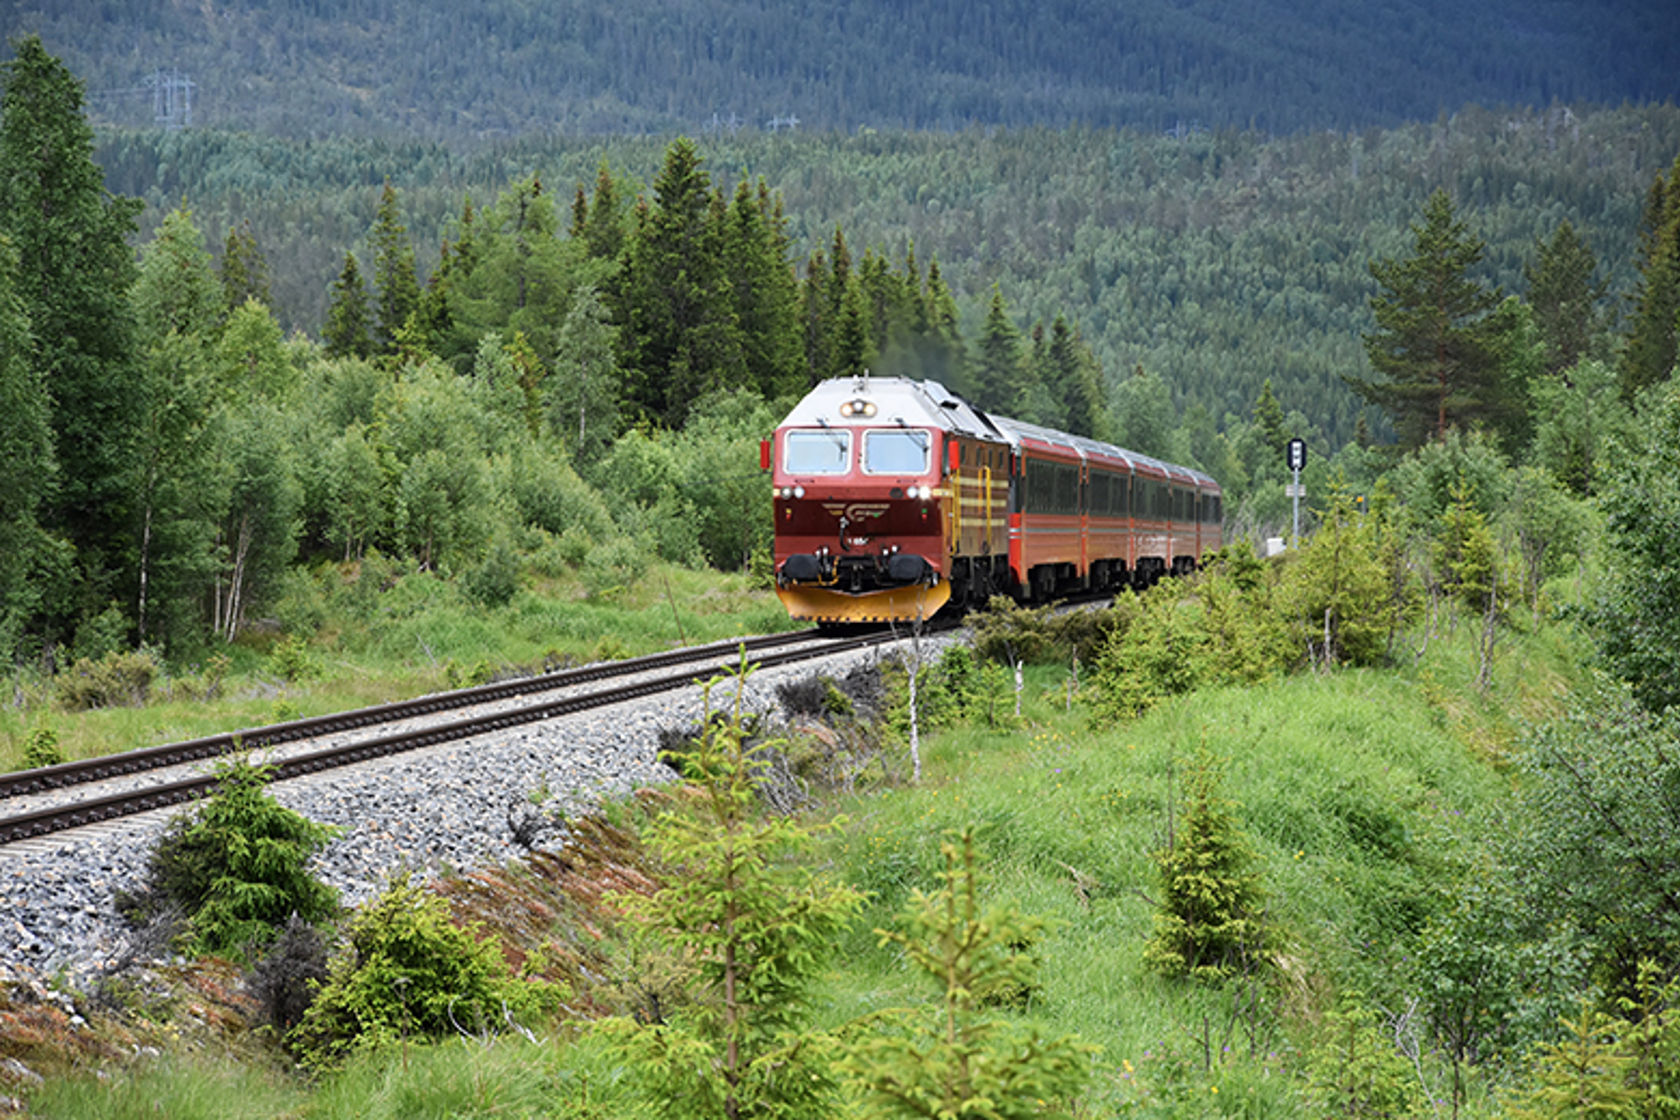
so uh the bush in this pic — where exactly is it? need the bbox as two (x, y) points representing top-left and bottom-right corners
(23, 727), (64, 769)
(581, 535), (651, 600)
(123, 756), (340, 958)
(266, 634), (320, 683)
(57, 648), (160, 711)
(465, 535), (520, 607)
(289, 874), (557, 1069)
(250, 913), (330, 1034)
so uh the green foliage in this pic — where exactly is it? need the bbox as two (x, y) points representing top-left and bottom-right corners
(56, 648), (160, 711)
(1506, 1002), (1644, 1120)
(840, 828), (1094, 1119)
(1090, 588), (1213, 721)
(1582, 383), (1680, 713)
(290, 873), (556, 1069)
(1143, 747), (1272, 983)
(1303, 995), (1424, 1119)
(1350, 189), (1512, 448)
(266, 634), (320, 683)
(1509, 685), (1680, 995)
(23, 726), (64, 768)
(136, 755), (339, 957)
(605, 657), (862, 1119)
(465, 534), (520, 607)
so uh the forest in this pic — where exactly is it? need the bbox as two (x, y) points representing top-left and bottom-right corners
(8, 27), (1680, 1120)
(9, 0), (1674, 140)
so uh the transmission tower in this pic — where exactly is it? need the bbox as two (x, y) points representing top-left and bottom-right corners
(146, 69), (195, 131)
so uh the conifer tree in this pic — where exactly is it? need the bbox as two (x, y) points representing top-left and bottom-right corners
(841, 829), (1093, 1119)
(580, 161), (625, 261)
(370, 180), (421, 355)
(219, 219), (271, 313)
(1621, 155), (1680, 399)
(1252, 377), (1287, 451)
(1349, 189), (1508, 448)
(973, 287), (1022, 413)
(614, 139), (744, 425)
(799, 248), (831, 387)
(1144, 747), (1271, 982)
(607, 658), (861, 1120)
(724, 178), (801, 401)
(0, 35), (144, 630)
(918, 258), (967, 394)
(1524, 219), (1605, 382)
(322, 251), (373, 359)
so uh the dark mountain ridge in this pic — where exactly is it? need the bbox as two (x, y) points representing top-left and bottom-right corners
(6, 0), (1674, 144)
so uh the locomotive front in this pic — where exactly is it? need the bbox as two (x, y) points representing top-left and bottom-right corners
(768, 378), (954, 624)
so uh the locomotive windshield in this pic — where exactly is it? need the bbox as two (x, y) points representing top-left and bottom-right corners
(783, 429), (852, 474)
(862, 429), (931, 475)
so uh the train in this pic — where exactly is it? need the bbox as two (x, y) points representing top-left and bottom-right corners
(764, 375), (1223, 625)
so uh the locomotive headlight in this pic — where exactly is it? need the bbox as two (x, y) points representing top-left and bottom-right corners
(912, 485), (931, 500)
(794, 485), (805, 498)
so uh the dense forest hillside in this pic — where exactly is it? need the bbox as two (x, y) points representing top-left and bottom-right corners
(95, 104), (1680, 447)
(6, 0), (1674, 141)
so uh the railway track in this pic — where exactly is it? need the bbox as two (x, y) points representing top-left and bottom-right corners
(0, 626), (914, 846)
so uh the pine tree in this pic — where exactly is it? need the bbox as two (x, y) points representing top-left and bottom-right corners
(1525, 219), (1606, 382)
(614, 139), (744, 425)
(841, 829), (1093, 1119)
(1349, 189), (1508, 448)
(219, 219), (271, 313)
(973, 286), (1022, 413)
(606, 658), (861, 1120)
(799, 248), (830, 387)
(581, 161), (625, 261)
(322, 252), (373, 359)
(370, 180), (421, 355)
(0, 36), (144, 631)
(1621, 155), (1680, 399)
(1144, 747), (1272, 982)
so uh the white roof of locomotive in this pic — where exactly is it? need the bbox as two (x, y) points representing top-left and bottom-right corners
(779, 376), (1003, 440)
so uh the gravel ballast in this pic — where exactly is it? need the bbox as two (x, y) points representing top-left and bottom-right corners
(0, 635), (952, 992)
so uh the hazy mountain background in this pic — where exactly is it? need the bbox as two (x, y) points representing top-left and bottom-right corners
(5, 0), (1674, 142)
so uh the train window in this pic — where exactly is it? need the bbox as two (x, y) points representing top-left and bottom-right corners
(783, 430), (852, 474)
(862, 429), (932, 474)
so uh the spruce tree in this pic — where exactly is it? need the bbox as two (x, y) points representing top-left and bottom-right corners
(322, 251), (373, 359)
(799, 248), (831, 387)
(841, 829), (1093, 1119)
(1524, 219), (1605, 382)
(1621, 155), (1680, 399)
(606, 658), (861, 1119)
(219, 219), (271, 313)
(724, 178), (802, 401)
(973, 286), (1022, 414)
(370, 180), (421, 355)
(614, 139), (744, 425)
(1144, 747), (1272, 982)
(1349, 189), (1508, 448)
(0, 35), (144, 629)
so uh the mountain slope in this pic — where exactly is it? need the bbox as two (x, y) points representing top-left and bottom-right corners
(7, 0), (1674, 143)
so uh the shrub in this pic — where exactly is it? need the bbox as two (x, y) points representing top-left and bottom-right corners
(266, 634), (320, 683)
(465, 535), (520, 607)
(290, 873), (558, 1070)
(125, 756), (340, 958)
(1143, 747), (1273, 983)
(250, 913), (330, 1034)
(23, 727), (64, 769)
(57, 648), (160, 711)
(581, 535), (650, 600)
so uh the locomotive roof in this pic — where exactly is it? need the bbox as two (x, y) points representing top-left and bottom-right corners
(781, 376), (1219, 492)
(777, 375), (1003, 439)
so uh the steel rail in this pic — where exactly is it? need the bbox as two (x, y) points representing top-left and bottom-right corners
(0, 630), (826, 801)
(0, 628), (903, 845)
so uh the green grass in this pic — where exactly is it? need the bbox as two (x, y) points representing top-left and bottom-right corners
(0, 561), (799, 772)
(20, 610), (1585, 1117)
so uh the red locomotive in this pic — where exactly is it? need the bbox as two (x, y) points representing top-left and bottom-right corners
(765, 375), (1222, 624)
